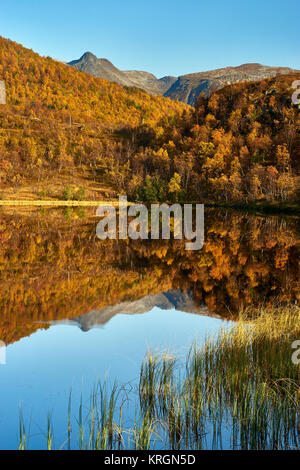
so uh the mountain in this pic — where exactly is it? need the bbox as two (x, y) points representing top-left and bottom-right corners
(68, 52), (177, 95)
(164, 63), (299, 105)
(69, 54), (299, 105)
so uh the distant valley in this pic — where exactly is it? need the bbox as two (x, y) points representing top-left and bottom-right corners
(68, 53), (298, 105)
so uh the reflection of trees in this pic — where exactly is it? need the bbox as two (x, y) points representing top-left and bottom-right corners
(0, 208), (299, 344)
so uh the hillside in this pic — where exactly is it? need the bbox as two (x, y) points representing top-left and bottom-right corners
(0, 36), (190, 197)
(0, 37), (188, 126)
(109, 73), (300, 206)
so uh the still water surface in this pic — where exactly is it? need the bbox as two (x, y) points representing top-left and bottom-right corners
(1, 308), (226, 449)
(0, 207), (299, 449)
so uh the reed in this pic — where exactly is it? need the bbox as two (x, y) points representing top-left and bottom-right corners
(18, 409), (27, 451)
(46, 413), (53, 450)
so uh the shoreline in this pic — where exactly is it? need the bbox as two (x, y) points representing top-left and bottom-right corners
(204, 201), (300, 216)
(0, 198), (298, 216)
(0, 199), (120, 207)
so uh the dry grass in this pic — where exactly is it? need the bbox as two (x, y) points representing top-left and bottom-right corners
(0, 200), (119, 207)
(0, 168), (117, 202)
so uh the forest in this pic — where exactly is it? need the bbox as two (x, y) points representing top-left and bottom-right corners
(0, 36), (299, 206)
(121, 75), (300, 205)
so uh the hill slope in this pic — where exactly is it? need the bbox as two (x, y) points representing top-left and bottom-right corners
(0, 36), (190, 195)
(0, 37), (188, 128)
(117, 73), (300, 206)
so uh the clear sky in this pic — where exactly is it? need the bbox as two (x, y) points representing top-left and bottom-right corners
(0, 0), (299, 78)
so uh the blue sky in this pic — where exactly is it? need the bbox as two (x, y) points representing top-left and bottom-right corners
(1, 0), (299, 77)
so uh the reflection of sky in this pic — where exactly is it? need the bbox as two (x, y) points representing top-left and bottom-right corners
(0, 308), (228, 450)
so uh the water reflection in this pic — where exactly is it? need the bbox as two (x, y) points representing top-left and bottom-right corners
(0, 308), (226, 450)
(51, 289), (222, 331)
(0, 207), (299, 344)
(0, 207), (299, 449)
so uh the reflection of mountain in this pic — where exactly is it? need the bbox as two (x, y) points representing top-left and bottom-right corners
(70, 290), (222, 331)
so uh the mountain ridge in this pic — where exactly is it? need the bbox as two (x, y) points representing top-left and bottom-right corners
(68, 53), (299, 105)
(165, 63), (300, 105)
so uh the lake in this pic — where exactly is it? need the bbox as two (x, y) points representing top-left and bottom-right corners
(0, 207), (299, 449)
